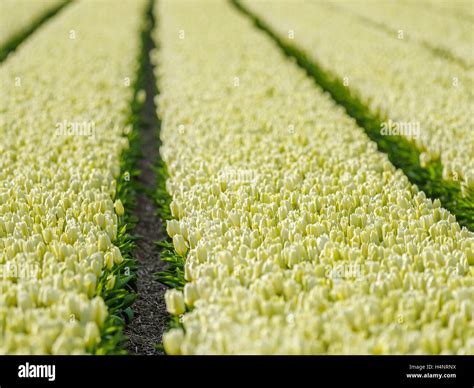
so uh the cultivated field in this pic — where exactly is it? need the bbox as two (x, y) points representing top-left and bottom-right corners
(0, 0), (472, 355)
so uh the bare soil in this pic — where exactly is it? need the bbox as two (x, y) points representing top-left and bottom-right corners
(124, 15), (168, 354)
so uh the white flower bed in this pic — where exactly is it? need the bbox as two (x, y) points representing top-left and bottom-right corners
(0, 0), (146, 354)
(244, 0), (474, 190)
(157, 0), (474, 355)
(0, 0), (66, 48)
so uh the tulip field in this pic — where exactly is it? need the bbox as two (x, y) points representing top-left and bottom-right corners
(0, 0), (473, 357)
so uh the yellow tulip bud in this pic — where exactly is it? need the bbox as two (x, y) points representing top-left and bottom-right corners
(114, 199), (125, 216)
(84, 322), (101, 349)
(163, 329), (184, 355)
(183, 283), (199, 307)
(165, 289), (186, 316)
(166, 219), (180, 237)
(173, 234), (188, 256)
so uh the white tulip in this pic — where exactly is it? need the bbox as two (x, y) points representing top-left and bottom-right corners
(173, 234), (188, 257)
(165, 289), (186, 316)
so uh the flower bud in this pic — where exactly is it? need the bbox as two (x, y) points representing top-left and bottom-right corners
(166, 219), (180, 237)
(173, 234), (188, 256)
(163, 329), (184, 355)
(114, 199), (125, 216)
(183, 283), (199, 307)
(165, 289), (186, 316)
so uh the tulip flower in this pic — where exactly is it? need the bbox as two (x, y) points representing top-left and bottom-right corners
(173, 234), (188, 256)
(114, 199), (125, 217)
(165, 289), (186, 316)
(163, 329), (184, 355)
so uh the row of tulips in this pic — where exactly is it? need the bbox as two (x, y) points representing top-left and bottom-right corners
(405, 0), (474, 22)
(156, 0), (474, 354)
(243, 0), (474, 191)
(0, 0), (67, 49)
(0, 0), (146, 354)
(334, 0), (473, 67)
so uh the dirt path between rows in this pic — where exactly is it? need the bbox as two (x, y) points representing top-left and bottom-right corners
(123, 3), (167, 355)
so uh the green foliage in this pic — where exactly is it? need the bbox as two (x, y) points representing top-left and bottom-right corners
(155, 240), (185, 290)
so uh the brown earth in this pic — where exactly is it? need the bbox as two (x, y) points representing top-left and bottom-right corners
(124, 9), (168, 355)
